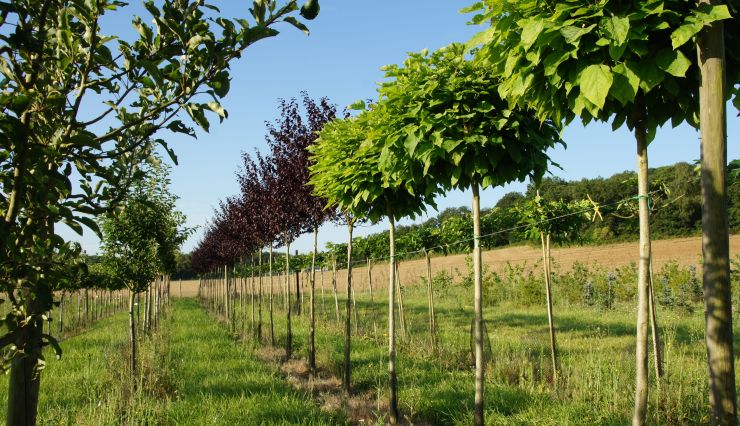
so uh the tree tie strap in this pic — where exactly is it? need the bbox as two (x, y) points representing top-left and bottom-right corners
(633, 194), (653, 209)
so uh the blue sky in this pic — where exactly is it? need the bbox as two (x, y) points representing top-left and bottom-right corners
(66, 0), (740, 255)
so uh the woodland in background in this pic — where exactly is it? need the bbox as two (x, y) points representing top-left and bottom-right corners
(181, 159), (740, 276)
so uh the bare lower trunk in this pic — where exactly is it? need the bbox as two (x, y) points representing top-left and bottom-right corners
(343, 221), (354, 396)
(309, 227), (318, 373)
(258, 251), (263, 341)
(697, 9), (737, 423)
(541, 232), (559, 385)
(367, 258), (374, 302)
(6, 314), (42, 426)
(332, 257), (340, 325)
(286, 238), (293, 359)
(128, 291), (137, 392)
(648, 255), (663, 381)
(395, 261), (407, 341)
(269, 244), (275, 346)
(426, 250), (436, 347)
(632, 102), (651, 426)
(388, 214), (400, 424)
(472, 183), (485, 426)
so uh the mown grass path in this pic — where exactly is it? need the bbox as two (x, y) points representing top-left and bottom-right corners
(0, 299), (342, 425)
(166, 298), (343, 425)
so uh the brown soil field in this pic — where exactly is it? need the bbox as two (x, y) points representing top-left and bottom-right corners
(171, 234), (740, 297)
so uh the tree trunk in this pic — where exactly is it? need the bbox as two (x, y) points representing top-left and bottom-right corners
(632, 100), (651, 426)
(296, 266), (301, 315)
(648, 255), (663, 381)
(321, 268), (326, 318)
(367, 258), (374, 302)
(269, 243), (275, 346)
(395, 261), (407, 341)
(332, 256), (340, 325)
(697, 6), (737, 423)
(58, 292), (65, 335)
(285, 238), (293, 359)
(388, 214), (400, 424)
(250, 255), (255, 339)
(128, 290), (137, 393)
(309, 227), (318, 373)
(472, 183), (485, 426)
(351, 271), (359, 335)
(6, 313), (42, 426)
(343, 220), (354, 396)
(258, 251), (263, 341)
(541, 232), (559, 385)
(426, 250), (437, 347)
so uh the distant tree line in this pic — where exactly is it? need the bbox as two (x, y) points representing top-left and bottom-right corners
(180, 160), (738, 277)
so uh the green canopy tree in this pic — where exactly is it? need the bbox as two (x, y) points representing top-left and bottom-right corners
(465, 0), (738, 422)
(0, 1), (318, 422)
(309, 103), (436, 423)
(99, 158), (190, 392)
(377, 43), (562, 425)
(517, 194), (591, 386)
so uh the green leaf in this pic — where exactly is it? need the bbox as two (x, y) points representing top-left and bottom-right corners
(579, 64), (613, 110)
(206, 101), (228, 120)
(628, 60), (663, 93)
(348, 99), (366, 110)
(601, 15), (630, 46)
(519, 18), (545, 50)
(283, 16), (309, 35)
(560, 24), (596, 45)
(465, 27), (494, 50)
(655, 49), (691, 77)
(610, 63), (639, 105)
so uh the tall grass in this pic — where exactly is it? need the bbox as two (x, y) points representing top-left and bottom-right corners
(222, 263), (738, 425)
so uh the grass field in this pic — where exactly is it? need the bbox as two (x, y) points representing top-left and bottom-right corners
(0, 300), (342, 425)
(223, 265), (740, 425)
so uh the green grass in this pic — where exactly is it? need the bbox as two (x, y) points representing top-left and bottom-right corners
(234, 280), (737, 425)
(166, 298), (342, 425)
(0, 299), (341, 425)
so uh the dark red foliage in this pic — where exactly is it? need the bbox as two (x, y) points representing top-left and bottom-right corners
(191, 93), (338, 274)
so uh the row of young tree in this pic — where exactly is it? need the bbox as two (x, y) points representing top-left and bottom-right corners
(193, 2), (737, 425)
(0, 1), (322, 424)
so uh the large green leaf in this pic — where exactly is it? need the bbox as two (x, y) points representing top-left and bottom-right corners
(655, 49), (691, 77)
(579, 64), (613, 110)
(601, 15), (630, 45)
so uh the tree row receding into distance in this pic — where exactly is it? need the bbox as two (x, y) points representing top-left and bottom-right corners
(193, 1), (739, 424)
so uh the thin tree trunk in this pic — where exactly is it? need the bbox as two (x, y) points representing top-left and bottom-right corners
(286, 238), (293, 359)
(395, 261), (407, 341)
(351, 270), (359, 335)
(332, 256), (340, 325)
(541, 232), (559, 385)
(296, 266), (301, 316)
(309, 227), (318, 373)
(128, 290), (137, 393)
(367, 257), (374, 302)
(426, 250), (437, 347)
(388, 214), (400, 424)
(343, 220), (354, 396)
(697, 6), (737, 422)
(472, 183), (485, 426)
(58, 292), (65, 335)
(250, 255), (255, 339)
(632, 101), (651, 426)
(258, 250), (263, 341)
(648, 254), (663, 382)
(269, 243), (275, 346)
(321, 268), (326, 318)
